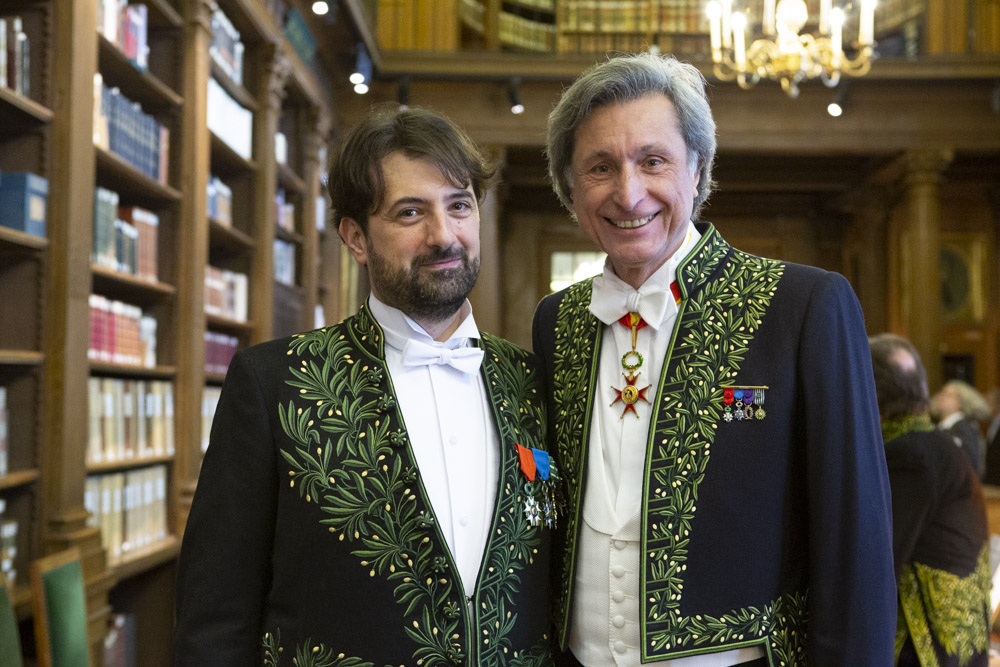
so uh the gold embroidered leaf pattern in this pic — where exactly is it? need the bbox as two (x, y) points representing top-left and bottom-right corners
(898, 545), (990, 667)
(275, 308), (549, 666)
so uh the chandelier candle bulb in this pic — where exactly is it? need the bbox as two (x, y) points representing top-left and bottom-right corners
(819, 0), (831, 34)
(763, 0), (776, 35)
(831, 8), (844, 67)
(859, 0), (875, 45)
(707, 2), (723, 57)
(721, 0), (733, 49)
(732, 12), (748, 70)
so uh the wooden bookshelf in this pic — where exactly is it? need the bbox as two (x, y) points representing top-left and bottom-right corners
(0, 0), (53, 655)
(0, 0), (336, 662)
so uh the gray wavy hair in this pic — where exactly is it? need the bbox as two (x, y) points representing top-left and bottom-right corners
(545, 52), (717, 219)
(941, 380), (992, 420)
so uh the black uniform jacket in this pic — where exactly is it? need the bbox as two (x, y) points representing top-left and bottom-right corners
(532, 223), (896, 665)
(174, 304), (554, 666)
(886, 426), (990, 667)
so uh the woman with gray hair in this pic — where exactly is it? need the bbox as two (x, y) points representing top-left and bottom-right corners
(931, 379), (991, 478)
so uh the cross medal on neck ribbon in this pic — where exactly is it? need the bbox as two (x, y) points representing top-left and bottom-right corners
(610, 311), (652, 418)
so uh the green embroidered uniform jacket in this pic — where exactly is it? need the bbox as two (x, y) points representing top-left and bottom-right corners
(174, 305), (553, 666)
(531, 223), (897, 665)
(884, 426), (990, 667)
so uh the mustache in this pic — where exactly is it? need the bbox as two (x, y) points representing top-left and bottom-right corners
(414, 247), (468, 266)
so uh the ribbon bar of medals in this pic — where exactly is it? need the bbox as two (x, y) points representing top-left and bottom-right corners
(719, 385), (769, 423)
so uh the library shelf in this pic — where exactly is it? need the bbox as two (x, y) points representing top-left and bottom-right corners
(98, 34), (183, 112)
(209, 217), (256, 252)
(0, 226), (48, 254)
(204, 371), (228, 385)
(277, 162), (306, 196)
(210, 131), (258, 177)
(0, 86), (53, 130)
(0, 350), (44, 367)
(275, 225), (305, 246)
(206, 313), (255, 337)
(0, 469), (41, 491)
(91, 265), (178, 304)
(87, 454), (175, 474)
(90, 264), (177, 306)
(209, 59), (258, 112)
(144, 0), (183, 30)
(112, 535), (181, 583)
(89, 362), (177, 380)
(95, 146), (183, 205)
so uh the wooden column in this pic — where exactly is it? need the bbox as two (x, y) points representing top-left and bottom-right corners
(299, 107), (329, 331)
(902, 149), (953, 390)
(250, 43), (289, 344)
(46, 0), (114, 661)
(845, 187), (892, 334)
(175, 0), (214, 531)
(468, 147), (505, 336)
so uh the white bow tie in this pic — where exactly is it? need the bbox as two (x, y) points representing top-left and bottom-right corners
(588, 275), (675, 329)
(400, 339), (484, 375)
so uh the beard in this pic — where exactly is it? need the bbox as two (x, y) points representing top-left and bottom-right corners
(366, 244), (480, 322)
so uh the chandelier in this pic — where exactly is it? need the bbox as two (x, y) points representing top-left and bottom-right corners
(706, 0), (876, 97)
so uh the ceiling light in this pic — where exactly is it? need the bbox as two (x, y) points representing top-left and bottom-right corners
(397, 76), (411, 110)
(508, 77), (524, 115)
(311, 1), (329, 15)
(707, 0), (877, 98)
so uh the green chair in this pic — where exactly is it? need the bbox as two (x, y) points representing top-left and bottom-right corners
(30, 548), (89, 667)
(0, 582), (24, 667)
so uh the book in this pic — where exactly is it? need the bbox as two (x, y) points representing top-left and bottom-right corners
(0, 386), (7, 476)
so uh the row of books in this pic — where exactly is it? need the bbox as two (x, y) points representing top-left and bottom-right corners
(0, 387), (7, 477)
(205, 331), (238, 377)
(0, 499), (17, 588)
(93, 186), (160, 282)
(205, 266), (248, 322)
(97, 0), (149, 70)
(557, 1), (709, 34)
(209, 5), (244, 86)
(378, 0), (459, 51)
(500, 10), (556, 51)
(274, 239), (297, 287)
(207, 76), (253, 161)
(88, 295), (158, 368)
(275, 188), (295, 233)
(0, 171), (48, 238)
(87, 377), (175, 465)
(85, 465), (169, 566)
(0, 16), (30, 97)
(207, 175), (233, 225)
(508, 0), (555, 11)
(94, 73), (171, 185)
(201, 386), (222, 454)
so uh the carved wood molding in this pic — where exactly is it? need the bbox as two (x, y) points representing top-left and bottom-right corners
(186, 0), (214, 35)
(902, 148), (955, 187)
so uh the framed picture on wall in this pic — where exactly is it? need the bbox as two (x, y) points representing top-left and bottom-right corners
(940, 233), (988, 324)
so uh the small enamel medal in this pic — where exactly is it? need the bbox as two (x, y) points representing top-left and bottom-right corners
(516, 443), (558, 528)
(610, 312), (651, 419)
(720, 385), (768, 423)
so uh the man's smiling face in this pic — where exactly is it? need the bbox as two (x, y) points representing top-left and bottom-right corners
(569, 93), (700, 289)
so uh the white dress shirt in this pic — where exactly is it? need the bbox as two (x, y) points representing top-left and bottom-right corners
(569, 223), (763, 667)
(369, 295), (499, 601)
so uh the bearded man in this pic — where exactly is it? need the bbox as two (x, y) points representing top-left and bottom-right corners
(174, 105), (555, 666)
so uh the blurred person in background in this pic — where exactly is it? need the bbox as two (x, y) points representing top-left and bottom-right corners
(931, 379), (991, 478)
(870, 334), (989, 667)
